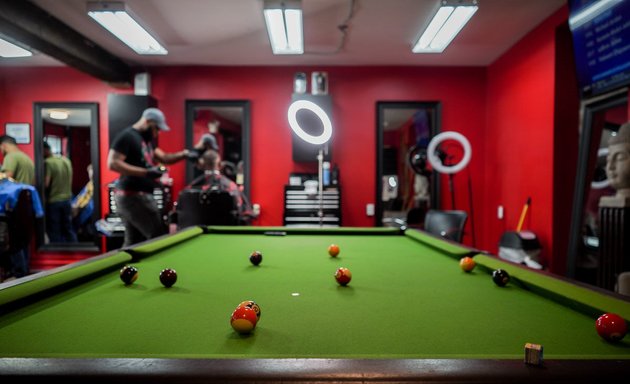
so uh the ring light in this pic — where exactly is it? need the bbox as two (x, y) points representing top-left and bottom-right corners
(427, 131), (472, 174)
(288, 99), (333, 145)
(591, 147), (610, 189)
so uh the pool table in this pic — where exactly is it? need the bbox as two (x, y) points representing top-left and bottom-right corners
(1, 226), (629, 383)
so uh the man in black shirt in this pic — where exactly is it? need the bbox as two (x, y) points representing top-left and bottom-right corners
(108, 108), (195, 247)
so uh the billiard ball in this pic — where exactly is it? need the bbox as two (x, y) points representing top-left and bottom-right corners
(459, 256), (476, 272)
(492, 269), (510, 287)
(119, 265), (138, 285)
(238, 300), (261, 320)
(230, 306), (258, 334)
(328, 244), (340, 257)
(159, 268), (177, 288)
(334, 267), (352, 286)
(595, 313), (628, 342)
(249, 251), (263, 266)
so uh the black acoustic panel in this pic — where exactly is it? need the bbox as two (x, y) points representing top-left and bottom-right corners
(383, 147), (398, 175)
(291, 94), (333, 163)
(107, 94), (157, 146)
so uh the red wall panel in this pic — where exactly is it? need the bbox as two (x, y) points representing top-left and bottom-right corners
(484, 7), (568, 270)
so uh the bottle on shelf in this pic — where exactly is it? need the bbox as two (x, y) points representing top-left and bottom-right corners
(323, 161), (331, 186)
(331, 163), (339, 186)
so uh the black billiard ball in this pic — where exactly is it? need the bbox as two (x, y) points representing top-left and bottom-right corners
(492, 269), (510, 287)
(119, 265), (138, 285)
(250, 251), (263, 266)
(159, 268), (177, 288)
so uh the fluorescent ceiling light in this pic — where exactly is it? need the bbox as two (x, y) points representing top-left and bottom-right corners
(263, 0), (303, 55)
(0, 37), (32, 58)
(412, 0), (478, 53)
(49, 111), (69, 120)
(87, 2), (167, 55)
(568, 0), (621, 30)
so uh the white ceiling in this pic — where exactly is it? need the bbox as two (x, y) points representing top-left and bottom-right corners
(3, 0), (566, 68)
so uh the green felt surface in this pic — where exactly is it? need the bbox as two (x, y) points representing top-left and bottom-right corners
(0, 231), (629, 359)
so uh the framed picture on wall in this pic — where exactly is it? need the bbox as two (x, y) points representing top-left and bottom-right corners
(5, 123), (31, 144)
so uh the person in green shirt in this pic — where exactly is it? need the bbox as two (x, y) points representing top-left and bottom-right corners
(44, 142), (77, 243)
(0, 135), (36, 279)
(0, 135), (35, 185)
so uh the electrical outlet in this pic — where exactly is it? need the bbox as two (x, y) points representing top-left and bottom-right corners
(497, 205), (504, 219)
(366, 203), (375, 216)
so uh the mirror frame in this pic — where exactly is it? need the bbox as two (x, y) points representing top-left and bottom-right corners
(375, 101), (442, 226)
(33, 102), (101, 251)
(566, 88), (628, 278)
(185, 100), (251, 199)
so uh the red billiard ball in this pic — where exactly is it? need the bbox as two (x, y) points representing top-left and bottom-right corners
(119, 265), (138, 285)
(159, 268), (177, 288)
(492, 269), (510, 287)
(231, 306), (258, 334)
(595, 313), (628, 342)
(238, 300), (261, 320)
(249, 251), (263, 266)
(334, 267), (352, 286)
(328, 244), (340, 257)
(459, 256), (476, 272)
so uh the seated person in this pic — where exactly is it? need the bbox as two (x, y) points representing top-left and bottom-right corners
(187, 149), (256, 223)
(71, 164), (95, 236)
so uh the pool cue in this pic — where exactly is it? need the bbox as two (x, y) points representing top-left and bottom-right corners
(516, 197), (531, 232)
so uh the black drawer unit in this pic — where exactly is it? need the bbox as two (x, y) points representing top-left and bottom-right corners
(283, 185), (341, 227)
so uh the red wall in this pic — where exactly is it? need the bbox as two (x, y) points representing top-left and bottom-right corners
(149, 66), (487, 231)
(484, 7), (569, 270)
(0, 65), (486, 239)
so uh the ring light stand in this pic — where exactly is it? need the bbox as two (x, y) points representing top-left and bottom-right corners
(426, 131), (475, 245)
(288, 100), (333, 227)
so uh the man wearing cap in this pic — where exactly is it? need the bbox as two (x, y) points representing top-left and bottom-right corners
(107, 108), (197, 247)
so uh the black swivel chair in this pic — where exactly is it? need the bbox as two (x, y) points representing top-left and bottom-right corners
(176, 188), (239, 229)
(424, 209), (468, 243)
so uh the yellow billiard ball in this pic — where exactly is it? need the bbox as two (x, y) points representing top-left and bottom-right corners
(459, 256), (476, 272)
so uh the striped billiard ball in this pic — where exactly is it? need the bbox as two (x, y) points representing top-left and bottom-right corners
(119, 265), (138, 285)
(334, 267), (352, 286)
(231, 306), (258, 334)
(249, 251), (263, 266)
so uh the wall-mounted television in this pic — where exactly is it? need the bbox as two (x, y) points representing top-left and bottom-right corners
(569, 0), (630, 97)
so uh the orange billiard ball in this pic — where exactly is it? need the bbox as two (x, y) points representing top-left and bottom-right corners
(328, 244), (340, 257)
(334, 267), (352, 286)
(459, 256), (476, 272)
(231, 306), (258, 334)
(595, 313), (628, 342)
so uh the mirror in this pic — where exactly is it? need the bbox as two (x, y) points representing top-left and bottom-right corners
(568, 90), (628, 289)
(185, 100), (250, 198)
(34, 102), (100, 251)
(376, 102), (441, 227)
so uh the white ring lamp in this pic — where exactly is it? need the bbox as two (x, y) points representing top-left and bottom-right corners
(427, 131), (472, 174)
(287, 99), (333, 145)
(591, 147), (610, 189)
